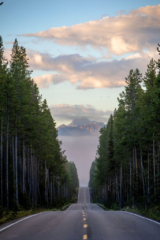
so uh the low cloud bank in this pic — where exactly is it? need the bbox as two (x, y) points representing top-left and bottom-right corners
(50, 104), (111, 124)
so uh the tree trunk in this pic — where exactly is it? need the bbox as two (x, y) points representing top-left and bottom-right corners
(15, 129), (18, 205)
(153, 136), (156, 194)
(27, 148), (29, 194)
(22, 139), (26, 193)
(134, 146), (138, 201)
(0, 110), (3, 207)
(6, 105), (9, 213)
(140, 149), (145, 196)
(130, 159), (132, 198)
(45, 160), (49, 204)
(116, 174), (119, 203)
(29, 148), (31, 198)
(120, 165), (123, 208)
(50, 175), (52, 204)
(132, 148), (135, 206)
(158, 142), (160, 176)
(135, 147), (138, 176)
(31, 148), (34, 206)
(148, 152), (150, 204)
(105, 181), (108, 202)
(12, 136), (15, 207)
(57, 176), (60, 199)
(35, 155), (37, 207)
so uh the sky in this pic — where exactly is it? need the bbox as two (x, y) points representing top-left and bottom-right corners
(59, 135), (99, 186)
(1, 0), (160, 185)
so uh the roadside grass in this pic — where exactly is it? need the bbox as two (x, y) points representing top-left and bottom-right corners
(96, 203), (108, 210)
(61, 203), (72, 211)
(122, 206), (160, 222)
(0, 202), (73, 225)
(0, 208), (49, 225)
(96, 202), (160, 222)
(96, 203), (120, 211)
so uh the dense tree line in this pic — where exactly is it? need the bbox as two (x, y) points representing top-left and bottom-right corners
(89, 46), (160, 210)
(0, 36), (79, 213)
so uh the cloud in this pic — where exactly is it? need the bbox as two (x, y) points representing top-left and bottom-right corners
(30, 52), (127, 89)
(4, 48), (159, 90)
(31, 51), (159, 89)
(34, 74), (66, 88)
(50, 104), (112, 124)
(3, 48), (11, 61)
(22, 5), (160, 55)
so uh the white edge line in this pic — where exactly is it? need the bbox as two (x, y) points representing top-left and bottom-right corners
(123, 211), (160, 225)
(0, 212), (46, 233)
(67, 204), (73, 211)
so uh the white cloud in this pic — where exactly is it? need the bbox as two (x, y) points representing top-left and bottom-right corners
(22, 5), (160, 55)
(31, 51), (159, 89)
(34, 74), (66, 88)
(4, 48), (159, 90)
(31, 52), (126, 89)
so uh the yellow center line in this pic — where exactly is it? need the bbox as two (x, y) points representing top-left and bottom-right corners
(83, 235), (88, 239)
(83, 224), (88, 228)
(83, 218), (86, 221)
(83, 188), (85, 204)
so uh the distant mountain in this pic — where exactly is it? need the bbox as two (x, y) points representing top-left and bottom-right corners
(57, 118), (105, 136)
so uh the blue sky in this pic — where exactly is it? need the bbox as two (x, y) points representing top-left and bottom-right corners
(2, 0), (160, 31)
(1, 0), (160, 186)
(1, 0), (160, 126)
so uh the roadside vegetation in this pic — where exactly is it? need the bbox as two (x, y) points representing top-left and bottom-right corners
(89, 44), (160, 222)
(95, 203), (160, 221)
(122, 205), (160, 221)
(0, 197), (77, 225)
(0, 36), (79, 222)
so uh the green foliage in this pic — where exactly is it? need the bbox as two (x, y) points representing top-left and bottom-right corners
(0, 36), (79, 213)
(123, 205), (160, 221)
(89, 45), (160, 213)
(96, 203), (108, 210)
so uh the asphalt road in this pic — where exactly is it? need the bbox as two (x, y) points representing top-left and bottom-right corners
(0, 187), (160, 240)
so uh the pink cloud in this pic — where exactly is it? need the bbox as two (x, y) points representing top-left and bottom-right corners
(31, 51), (159, 89)
(22, 5), (160, 55)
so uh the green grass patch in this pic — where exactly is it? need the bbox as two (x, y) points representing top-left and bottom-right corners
(96, 203), (108, 210)
(96, 202), (120, 211)
(0, 208), (48, 225)
(0, 202), (74, 225)
(96, 202), (160, 221)
(61, 203), (72, 211)
(123, 205), (160, 222)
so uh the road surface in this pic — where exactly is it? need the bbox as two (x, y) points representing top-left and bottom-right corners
(0, 187), (160, 239)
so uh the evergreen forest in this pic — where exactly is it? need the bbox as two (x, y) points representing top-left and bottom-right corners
(0, 36), (79, 214)
(89, 45), (160, 215)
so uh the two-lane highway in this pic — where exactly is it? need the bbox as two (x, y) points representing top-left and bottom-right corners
(0, 187), (160, 239)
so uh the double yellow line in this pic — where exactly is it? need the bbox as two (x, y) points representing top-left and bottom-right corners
(82, 210), (88, 239)
(83, 188), (86, 210)
(82, 188), (87, 240)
